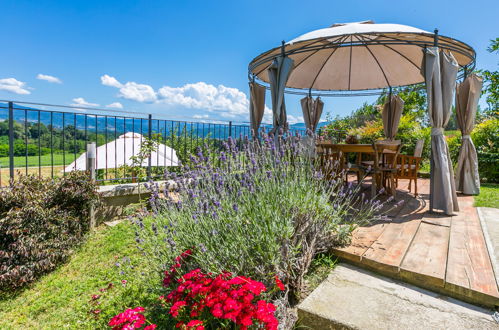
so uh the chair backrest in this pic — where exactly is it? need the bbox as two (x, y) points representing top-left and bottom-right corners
(316, 144), (342, 173)
(372, 141), (402, 169)
(414, 139), (424, 158)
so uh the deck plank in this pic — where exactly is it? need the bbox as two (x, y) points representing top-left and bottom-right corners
(333, 222), (388, 262)
(400, 220), (451, 287)
(446, 196), (499, 302)
(362, 196), (427, 274)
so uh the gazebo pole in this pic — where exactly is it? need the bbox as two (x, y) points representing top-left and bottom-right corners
(388, 86), (392, 140)
(429, 28), (438, 212)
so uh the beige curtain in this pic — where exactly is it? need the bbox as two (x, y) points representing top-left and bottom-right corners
(300, 96), (324, 133)
(455, 74), (482, 195)
(423, 47), (459, 215)
(382, 94), (404, 139)
(268, 56), (294, 132)
(249, 82), (266, 138)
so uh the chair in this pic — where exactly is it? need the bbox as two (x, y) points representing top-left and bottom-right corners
(395, 139), (424, 196)
(316, 144), (342, 181)
(366, 140), (402, 198)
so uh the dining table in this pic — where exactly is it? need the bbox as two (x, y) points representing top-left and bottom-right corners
(316, 141), (396, 196)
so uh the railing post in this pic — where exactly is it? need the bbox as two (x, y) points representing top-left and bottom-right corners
(228, 121), (232, 138)
(86, 142), (97, 228)
(8, 102), (15, 183)
(147, 114), (152, 180)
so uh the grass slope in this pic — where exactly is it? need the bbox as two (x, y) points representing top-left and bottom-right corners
(0, 221), (157, 329)
(0, 153), (77, 167)
(474, 183), (499, 209)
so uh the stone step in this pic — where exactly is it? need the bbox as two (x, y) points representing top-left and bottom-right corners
(298, 264), (498, 329)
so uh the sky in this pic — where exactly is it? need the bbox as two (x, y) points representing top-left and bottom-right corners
(0, 0), (498, 125)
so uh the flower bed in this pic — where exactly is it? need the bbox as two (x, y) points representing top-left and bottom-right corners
(119, 133), (391, 328)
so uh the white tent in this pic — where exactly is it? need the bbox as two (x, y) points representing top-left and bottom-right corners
(64, 132), (179, 172)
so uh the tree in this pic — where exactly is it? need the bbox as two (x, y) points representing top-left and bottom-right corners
(480, 38), (499, 117)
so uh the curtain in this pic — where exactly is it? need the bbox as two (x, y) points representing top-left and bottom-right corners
(455, 74), (482, 195)
(300, 96), (324, 133)
(423, 47), (459, 214)
(249, 82), (266, 138)
(382, 94), (404, 139)
(268, 56), (294, 133)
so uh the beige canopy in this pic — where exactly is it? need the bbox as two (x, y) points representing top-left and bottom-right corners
(249, 21), (475, 92)
(423, 47), (459, 215)
(300, 96), (324, 133)
(455, 74), (483, 195)
(249, 82), (266, 137)
(382, 94), (404, 139)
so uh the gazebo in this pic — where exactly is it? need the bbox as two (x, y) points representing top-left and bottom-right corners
(65, 132), (179, 172)
(247, 21), (481, 215)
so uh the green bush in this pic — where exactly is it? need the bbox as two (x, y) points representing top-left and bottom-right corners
(472, 118), (499, 154)
(0, 172), (99, 290)
(477, 152), (499, 183)
(134, 135), (393, 322)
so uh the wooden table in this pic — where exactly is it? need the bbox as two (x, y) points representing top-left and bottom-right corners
(316, 142), (394, 196)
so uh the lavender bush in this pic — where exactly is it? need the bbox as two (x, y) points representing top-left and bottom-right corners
(132, 132), (394, 324)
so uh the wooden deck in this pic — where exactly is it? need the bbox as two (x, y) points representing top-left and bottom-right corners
(333, 177), (499, 308)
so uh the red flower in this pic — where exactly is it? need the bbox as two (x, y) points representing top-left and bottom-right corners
(186, 319), (204, 329)
(274, 275), (285, 291)
(108, 307), (146, 330)
(144, 325), (157, 330)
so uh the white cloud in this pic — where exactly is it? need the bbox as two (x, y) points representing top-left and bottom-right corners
(71, 97), (99, 107)
(101, 75), (156, 102)
(36, 74), (62, 84)
(193, 114), (210, 119)
(0, 78), (31, 95)
(106, 102), (123, 109)
(101, 74), (123, 88)
(157, 82), (249, 118)
(286, 115), (304, 125)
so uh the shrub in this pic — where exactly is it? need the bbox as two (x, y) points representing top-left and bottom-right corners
(477, 152), (499, 183)
(472, 117), (499, 154)
(0, 172), (99, 290)
(132, 134), (394, 325)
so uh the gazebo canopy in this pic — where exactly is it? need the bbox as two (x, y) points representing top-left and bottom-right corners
(248, 21), (475, 94)
(65, 132), (179, 172)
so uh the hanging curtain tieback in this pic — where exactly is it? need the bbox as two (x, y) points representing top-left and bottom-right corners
(462, 135), (471, 140)
(431, 127), (444, 136)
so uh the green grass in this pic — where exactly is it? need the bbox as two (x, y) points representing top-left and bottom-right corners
(474, 183), (499, 209)
(0, 221), (158, 329)
(0, 152), (78, 167)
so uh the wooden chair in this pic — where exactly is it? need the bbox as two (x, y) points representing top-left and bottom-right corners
(395, 139), (424, 196)
(366, 140), (402, 198)
(316, 144), (342, 181)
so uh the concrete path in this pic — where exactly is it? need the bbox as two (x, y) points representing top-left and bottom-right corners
(298, 264), (498, 329)
(478, 207), (499, 287)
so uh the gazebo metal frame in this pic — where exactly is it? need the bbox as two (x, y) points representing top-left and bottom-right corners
(248, 29), (476, 97)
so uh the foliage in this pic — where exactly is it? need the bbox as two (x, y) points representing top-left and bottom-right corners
(347, 114), (431, 160)
(472, 118), (499, 154)
(133, 133), (394, 326)
(0, 221), (158, 329)
(480, 38), (499, 113)
(0, 172), (99, 290)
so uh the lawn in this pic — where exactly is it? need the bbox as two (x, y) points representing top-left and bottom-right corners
(0, 152), (78, 168)
(474, 183), (499, 209)
(0, 221), (156, 329)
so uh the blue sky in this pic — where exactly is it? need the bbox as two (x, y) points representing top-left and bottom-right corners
(1, 0), (497, 124)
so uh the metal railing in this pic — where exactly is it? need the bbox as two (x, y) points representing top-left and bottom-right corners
(0, 100), (344, 186)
